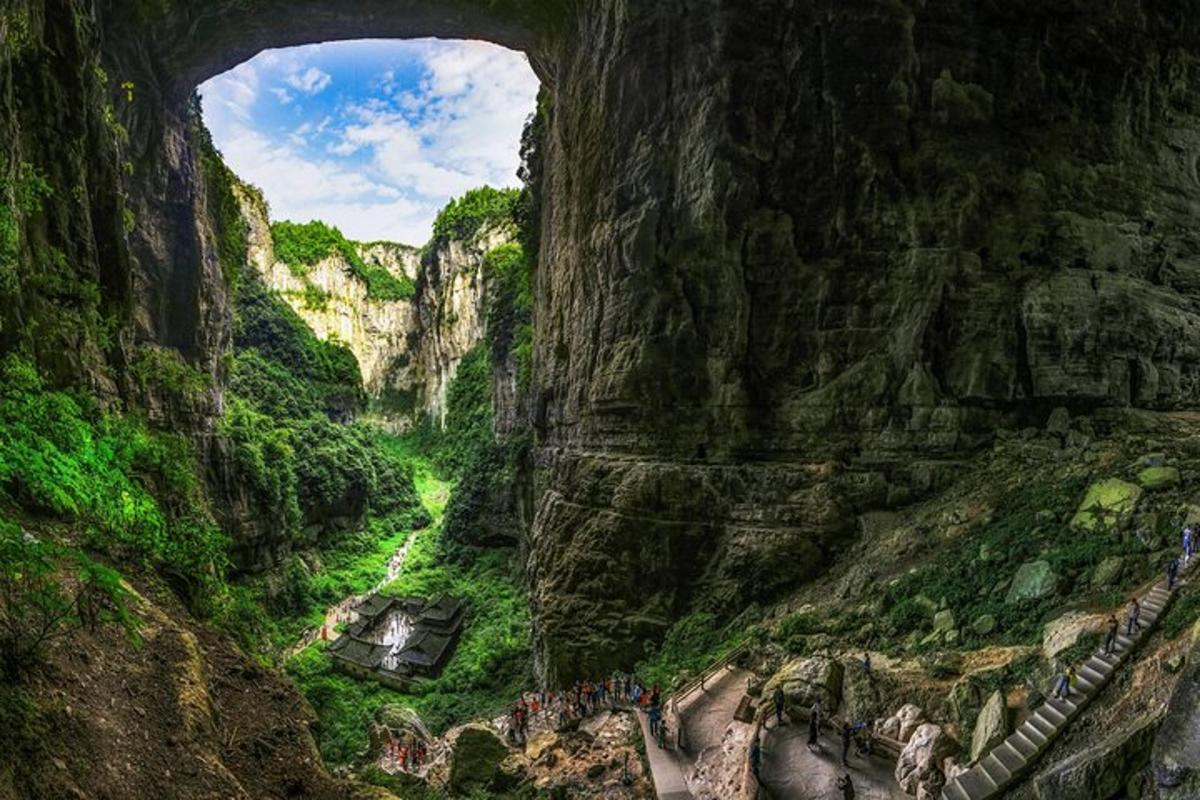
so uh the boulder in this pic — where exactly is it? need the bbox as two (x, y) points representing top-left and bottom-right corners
(1005, 560), (1059, 604)
(1045, 407), (1071, 435)
(762, 656), (844, 714)
(933, 609), (956, 633)
(1137, 466), (1181, 491)
(1036, 713), (1161, 800)
(841, 660), (885, 723)
(896, 723), (958, 796)
(897, 704), (927, 743)
(525, 731), (560, 762)
(970, 690), (1008, 762)
(448, 724), (510, 794)
(1091, 556), (1124, 588)
(1042, 611), (1106, 661)
(1153, 639), (1200, 799)
(1070, 478), (1143, 531)
(971, 614), (996, 636)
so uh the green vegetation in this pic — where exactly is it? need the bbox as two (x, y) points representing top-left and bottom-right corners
(270, 220), (414, 301)
(634, 612), (755, 692)
(430, 186), (520, 244)
(0, 354), (231, 607)
(0, 520), (134, 680)
(233, 277), (365, 419)
(191, 92), (251, 289)
(1161, 590), (1200, 639)
(881, 477), (1155, 650)
(131, 345), (212, 406)
(286, 446), (531, 758)
(0, 156), (52, 293)
(485, 243), (534, 392)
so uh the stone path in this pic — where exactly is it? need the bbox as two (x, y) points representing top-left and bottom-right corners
(941, 558), (1193, 800)
(756, 720), (907, 800)
(637, 666), (753, 800)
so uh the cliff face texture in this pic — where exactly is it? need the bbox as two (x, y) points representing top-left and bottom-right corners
(525, 0), (1200, 679)
(7, 0), (1200, 684)
(236, 189), (511, 431)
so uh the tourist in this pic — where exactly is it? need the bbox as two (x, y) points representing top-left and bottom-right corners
(749, 736), (762, 782)
(1185, 526), (1194, 565)
(656, 716), (669, 749)
(1126, 597), (1142, 636)
(1169, 556), (1181, 590)
(632, 682), (643, 706)
(1052, 667), (1071, 700)
(810, 699), (822, 731)
(840, 721), (852, 767)
(648, 704), (662, 738)
(837, 773), (856, 800)
(807, 708), (820, 750)
(772, 685), (785, 726)
(1104, 614), (1119, 655)
(862, 652), (872, 676)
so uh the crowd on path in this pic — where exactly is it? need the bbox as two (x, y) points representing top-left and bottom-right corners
(506, 674), (667, 746)
(1054, 527), (1194, 702)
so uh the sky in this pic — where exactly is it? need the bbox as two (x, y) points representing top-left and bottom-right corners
(198, 39), (539, 246)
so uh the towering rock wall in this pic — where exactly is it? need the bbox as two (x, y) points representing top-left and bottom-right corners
(524, 0), (1200, 680)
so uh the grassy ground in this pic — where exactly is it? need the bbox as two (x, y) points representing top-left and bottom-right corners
(285, 436), (531, 765)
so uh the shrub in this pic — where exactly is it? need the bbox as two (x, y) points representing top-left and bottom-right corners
(0, 520), (134, 680)
(430, 186), (520, 244)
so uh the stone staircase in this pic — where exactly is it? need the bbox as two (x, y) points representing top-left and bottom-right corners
(941, 559), (1191, 800)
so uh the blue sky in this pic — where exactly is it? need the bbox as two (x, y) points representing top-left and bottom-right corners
(199, 39), (539, 245)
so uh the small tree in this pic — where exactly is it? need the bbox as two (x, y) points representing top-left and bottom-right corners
(0, 521), (134, 680)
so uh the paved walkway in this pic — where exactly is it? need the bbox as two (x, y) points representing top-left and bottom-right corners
(755, 720), (906, 800)
(637, 666), (753, 799)
(942, 557), (1195, 800)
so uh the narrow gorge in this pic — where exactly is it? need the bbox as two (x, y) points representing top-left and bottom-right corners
(4, 2), (1200, 799)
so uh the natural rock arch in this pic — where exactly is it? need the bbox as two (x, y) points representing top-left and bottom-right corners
(9, 0), (1200, 685)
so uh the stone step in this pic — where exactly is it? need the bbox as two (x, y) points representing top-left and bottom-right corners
(1006, 730), (1040, 759)
(1073, 674), (1097, 694)
(1025, 714), (1057, 739)
(1078, 665), (1107, 686)
(1037, 703), (1068, 727)
(957, 765), (999, 799)
(1086, 655), (1114, 675)
(941, 781), (971, 800)
(1115, 634), (1136, 650)
(992, 742), (1026, 774)
(1044, 697), (1078, 720)
(979, 752), (1012, 787)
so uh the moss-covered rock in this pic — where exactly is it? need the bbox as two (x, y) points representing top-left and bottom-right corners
(1070, 479), (1143, 531)
(448, 724), (510, 794)
(1005, 561), (1058, 605)
(1136, 466), (1181, 491)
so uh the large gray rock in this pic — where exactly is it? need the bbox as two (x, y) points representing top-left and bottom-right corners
(1153, 639), (1200, 800)
(896, 723), (958, 797)
(1042, 612), (1106, 661)
(762, 656), (844, 715)
(1005, 561), (1059, 604)
(1036, 713), (1161, 800)
(970, 690), (1008, 762)
(448, 724), (510, 794)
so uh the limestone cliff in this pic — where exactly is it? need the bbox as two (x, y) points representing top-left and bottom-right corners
(236, 187), (514, 432)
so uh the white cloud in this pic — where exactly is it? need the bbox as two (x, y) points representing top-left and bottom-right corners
(201, 40), (538, 244)
(286, 66), (332, 94)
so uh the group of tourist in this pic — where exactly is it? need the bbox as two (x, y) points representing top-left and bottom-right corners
(1057, 525), (1194, 701)
(506, 674), (665, 746)
(384, 735), (430, 774)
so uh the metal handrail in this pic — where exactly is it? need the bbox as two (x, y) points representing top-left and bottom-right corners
(669, 642), (749, 704)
